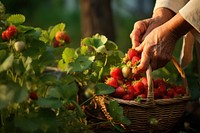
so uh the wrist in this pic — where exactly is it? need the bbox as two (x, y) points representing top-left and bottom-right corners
(165, 13), (193, 39)
(153, 7), (175, 22)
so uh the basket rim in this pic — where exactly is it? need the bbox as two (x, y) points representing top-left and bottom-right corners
(108, 95), (191, 108)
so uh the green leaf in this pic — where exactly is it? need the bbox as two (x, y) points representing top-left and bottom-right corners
(0, 83), (28, 109)
(108, 100), (131, 125)
(14, 109), (57, 132)
(0, 54), (14, 72)
(37, 97), (62, 109)
(62, 47), (76, 64)
(105, 40), (118, 51)
(0, 50), (7, 63)
(7, 14), (25, 25)
(81, 34), (108, 49)
(67, 56), (95, 73)
(39, 29), (49, 43)
(49, 23), (65, 41)
(95, 83), (115, 95)
(59, 82), (78, 100)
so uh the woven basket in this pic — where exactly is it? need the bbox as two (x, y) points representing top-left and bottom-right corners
(109, 56), (191, 133)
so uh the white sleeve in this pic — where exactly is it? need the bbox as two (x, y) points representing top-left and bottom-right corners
(153, 0), (188, 13)
(179, 0), (200, 33)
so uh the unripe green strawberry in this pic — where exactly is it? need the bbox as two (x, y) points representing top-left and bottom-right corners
(122, 65), (131, 78)
(14, 41), (25, 52)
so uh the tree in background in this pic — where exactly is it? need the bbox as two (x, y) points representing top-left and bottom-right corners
(80, 0), (115, 41)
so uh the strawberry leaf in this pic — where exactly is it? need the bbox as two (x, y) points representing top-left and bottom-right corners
(7, 14), (25, 25)
(0, 53), (14, 72)
(81, 34), (108, 50)
(108, 100), (131, 125)
(67, 56), (95, 73)
(49, 23), (65, 41)
(95, 83), (115, 95)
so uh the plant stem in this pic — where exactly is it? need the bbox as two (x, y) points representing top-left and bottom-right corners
(80, 95), (96, 106)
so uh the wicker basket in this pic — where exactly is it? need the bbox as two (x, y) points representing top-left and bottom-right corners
(109, 56), (191, 133)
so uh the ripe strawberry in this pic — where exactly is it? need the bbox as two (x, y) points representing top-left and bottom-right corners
(105, 77), (119, 88)
(154, 88), (161, 99)
(131, 74), (142, 80)
(158, 85), (167, 97)
(127, 48), (139, 60)
(138, 93), (147, 99)
(167, 88), (175, 98)
(123, 93), (134, 100)
(55, 31), (70, 43)
(121, 65), (131, 78)
(1, 31), (7, 40)
(131, 56), (140, 66)
(7, 25), (17, 36)
(175, 86), (186, 96)
(153, 78), (167, 88)
(133, 81), (145, 96)
(53, 40), (60, 47)
(141, 77), (148, 88)
(113, 85), (127, 98)
(110, 67), (123, 80)
(29, 92), (38, 100)
(127, 85), (134, 95)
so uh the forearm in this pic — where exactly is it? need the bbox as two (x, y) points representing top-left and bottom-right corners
(165, 13), (193, 39)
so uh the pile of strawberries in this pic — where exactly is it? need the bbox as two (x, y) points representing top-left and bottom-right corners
(105, 48), (186, 100)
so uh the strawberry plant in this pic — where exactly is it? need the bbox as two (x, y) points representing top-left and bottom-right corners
(0, 3), (93, 133)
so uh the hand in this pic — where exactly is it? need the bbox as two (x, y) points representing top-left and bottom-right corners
(132, 13), (193, 74)
(132, 24), (178, 74)
(130, 8), (175, 48)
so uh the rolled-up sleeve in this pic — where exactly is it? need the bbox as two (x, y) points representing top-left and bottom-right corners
(179, 0), (200, 33)
(153, 0), (188, 13)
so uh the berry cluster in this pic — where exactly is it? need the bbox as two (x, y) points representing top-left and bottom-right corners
(1, 25), (17, 40)
(105, 48), (186, 100)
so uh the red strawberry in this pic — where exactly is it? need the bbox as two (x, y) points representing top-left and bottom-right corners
(138, 93), (147, 99)
(153, 78), (167, 88)
(131, 56), (140, 66)
(110, 67), (123, 80)
(154, 88), (161, 99)
(131, 74), (142, 80)
(158, 85), (167, 97)
(175, 86), (186, 96)
(127, 48), (139, 60)
(123, 93), (134, 100)
(133, 81), (145, 96)
(167, 88), (175, 98)
(113, 85), (127, 98)
(7, 25), (17, 36)
(141, 77), (148, 88)
(127, 85), (135, 96)
(1, 31), (7, 40)
(29, 92), (38, 100)
(105, 77), (119, 88)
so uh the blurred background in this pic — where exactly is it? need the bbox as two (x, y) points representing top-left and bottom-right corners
(1, 0), (154, 52)
(1, 0), (199, 99)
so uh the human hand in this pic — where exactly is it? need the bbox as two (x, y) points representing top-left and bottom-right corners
(132, 24), (179, 74)
(130, 8), (175, 49)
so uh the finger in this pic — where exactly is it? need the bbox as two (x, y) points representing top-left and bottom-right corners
(133, 47), (151, 74)
(130, 21), (147, 48)
(130, 30), (141, 48)
(134, 42), (145, 52)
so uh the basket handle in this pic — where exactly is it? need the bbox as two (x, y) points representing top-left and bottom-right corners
(145, 56), (189, 105)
